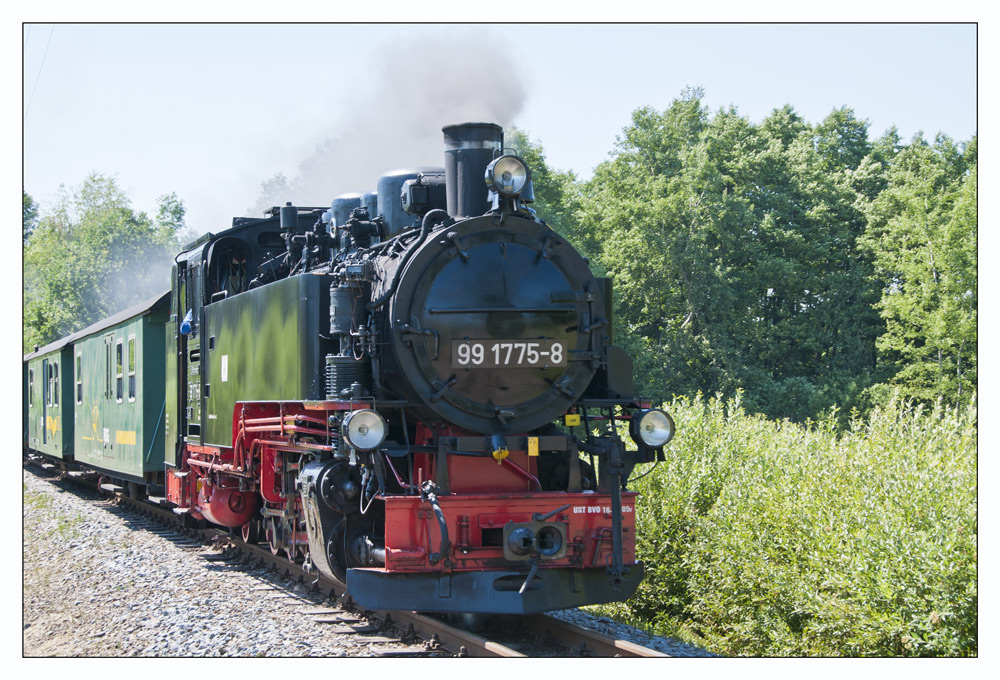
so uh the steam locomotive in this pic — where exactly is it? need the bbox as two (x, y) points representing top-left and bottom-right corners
(23, 123), (675, 614)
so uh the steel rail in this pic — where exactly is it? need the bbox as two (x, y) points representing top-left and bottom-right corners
(519, 613), (670, 657)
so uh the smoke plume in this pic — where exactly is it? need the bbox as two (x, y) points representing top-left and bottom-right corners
(250, 34), (528, 214)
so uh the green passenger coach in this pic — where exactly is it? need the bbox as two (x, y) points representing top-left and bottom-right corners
(24, 338), (75, 460)
(71, 292), (170, 487)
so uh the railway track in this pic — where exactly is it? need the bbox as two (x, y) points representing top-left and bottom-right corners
(26, 458), (669, 657)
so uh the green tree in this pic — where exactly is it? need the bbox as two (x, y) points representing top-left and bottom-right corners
(23, 191), (38, 245)
(872, 125), (904, 164)
(156, 191), (197, 246)
(249, 172), (290, 217)
(506, 127), (584, 250)
(23, 173), (185, 352)
(578, 90), (714, 402)
(760, 104), (807, 149)
(860, 134), (977, 404)
(579, 93), (884, 420)
(813, 106), (872, 173)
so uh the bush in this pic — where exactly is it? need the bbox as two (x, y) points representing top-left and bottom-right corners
(596, 392), (977, 656)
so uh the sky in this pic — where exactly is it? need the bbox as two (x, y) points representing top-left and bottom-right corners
(21, 22), (978, 236)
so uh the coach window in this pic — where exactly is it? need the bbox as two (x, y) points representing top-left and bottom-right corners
(46, 363), (52, 406)
(29, 369), (34, 407)
(105, 341), (111, 401)
(128, 335), (136, 402)
(53, 363), (59, 406)
(76, 353), (83, 405)
(116, 339), (124, 403)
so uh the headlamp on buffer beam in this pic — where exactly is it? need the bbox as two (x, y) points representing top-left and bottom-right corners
(485, 154), (531, 198)
(342, 409), (387, 451)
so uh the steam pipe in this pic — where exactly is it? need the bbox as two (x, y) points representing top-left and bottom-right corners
(366, 208), (450, 311)
(499, 457), (543, 491)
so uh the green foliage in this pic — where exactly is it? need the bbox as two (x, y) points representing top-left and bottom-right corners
(577, 94), (885, 420)
(595, 393), (977, 657)
(859, 135), (977, 406)
(24, 488), (53, 510)
(813, 107), (872, 173)
(532, 90), (978, 422)
(249, 171), (291, 217)
(23, 191), (39, 245)
(23, 173), (185, 352)
(506, 128), (587, 256)
(156, 191), (197, 246)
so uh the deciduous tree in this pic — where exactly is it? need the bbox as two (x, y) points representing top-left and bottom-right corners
(23, 191), (38, 245)
(578, 95), (886, 420)
(860, 134), (977, 403)
(23, 173), (185, 352)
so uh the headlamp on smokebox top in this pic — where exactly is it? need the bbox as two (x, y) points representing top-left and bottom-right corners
(485, 154), (530, 198)
(342, 409), (387, 451)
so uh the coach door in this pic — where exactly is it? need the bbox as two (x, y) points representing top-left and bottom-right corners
(41, 359), (48, 445)
(103, 333), (119, 455)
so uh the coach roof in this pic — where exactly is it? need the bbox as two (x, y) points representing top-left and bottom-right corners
(23, 290), (170, 361)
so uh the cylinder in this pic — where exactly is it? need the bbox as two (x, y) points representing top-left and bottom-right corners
(332, 193), (363, 227)
(330, 285), (358, 335)
(377, 168), (442, 238)
(361, 190), (379, 220)
(279, 202), (298, 231)
(442, 123), (503, 218)
(326, 354), (372, 399)
(198, 484), (258, 528)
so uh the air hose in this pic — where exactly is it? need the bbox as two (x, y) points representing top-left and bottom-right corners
(420, 480), (451, 566)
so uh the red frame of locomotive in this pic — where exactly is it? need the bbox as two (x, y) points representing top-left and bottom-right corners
(165, 399), (638, 576)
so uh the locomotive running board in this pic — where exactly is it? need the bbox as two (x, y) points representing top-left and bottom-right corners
(346, 563), (643, 615)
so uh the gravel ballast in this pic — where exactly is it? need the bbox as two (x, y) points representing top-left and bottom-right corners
(23, 466), (712, 657)
(23, 468), (367, 657)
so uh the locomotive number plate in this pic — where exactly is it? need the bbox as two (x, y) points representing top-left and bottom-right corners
(451, 339), (566, 368)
